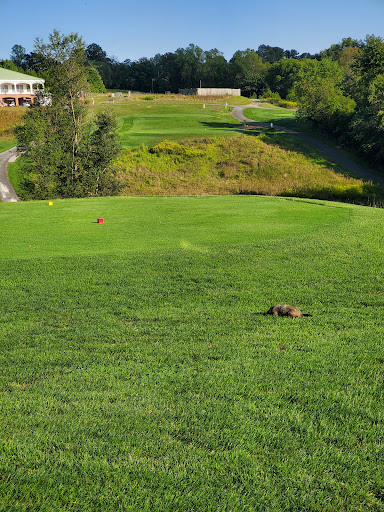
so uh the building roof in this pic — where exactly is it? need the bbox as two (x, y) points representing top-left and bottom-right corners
(0, 67), (44, 83)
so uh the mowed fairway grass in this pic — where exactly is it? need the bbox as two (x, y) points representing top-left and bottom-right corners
(1, 195), (384, 511)
(243, 105), (312, 134)
(107, 102), (244, 149)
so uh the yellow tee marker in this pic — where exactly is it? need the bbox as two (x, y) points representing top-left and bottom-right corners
(48, 202), (53, 206)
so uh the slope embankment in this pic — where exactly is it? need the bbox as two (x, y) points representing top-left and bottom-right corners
(232, 104), (384, 184)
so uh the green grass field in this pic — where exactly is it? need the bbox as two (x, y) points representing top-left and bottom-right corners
(1, 196), (384, 511)
(106, 102), (243, 149)
(243, 105), (314, 133)
(0, 136), (16, 153)
(0, 95), (248, 153)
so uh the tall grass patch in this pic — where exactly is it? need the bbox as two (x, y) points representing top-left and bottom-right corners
(0, 108), (24, 135)
(116, 135), (384, 205)
(95, 92), (251, 106)
(0, 108), (24, 151)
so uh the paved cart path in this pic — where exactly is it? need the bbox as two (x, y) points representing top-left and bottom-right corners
(0, 147), (19, 202)
(232, 104), (384, 184)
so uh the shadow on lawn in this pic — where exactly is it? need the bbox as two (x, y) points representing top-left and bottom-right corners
(238, 185), (384, 207)
(199, 121), (246, 130)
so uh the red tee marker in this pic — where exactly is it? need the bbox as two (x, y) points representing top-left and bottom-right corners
(97, 218), (104, 224)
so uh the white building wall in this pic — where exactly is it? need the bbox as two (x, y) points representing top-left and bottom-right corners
(179, 88), (241, 96)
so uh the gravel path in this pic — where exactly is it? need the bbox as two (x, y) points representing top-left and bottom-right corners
(0, 147), (19, 202)
(232, 104), (384, 184)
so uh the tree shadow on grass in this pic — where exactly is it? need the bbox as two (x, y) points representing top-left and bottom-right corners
(199, 121), (247, 130)
(238, 182), (384, 208)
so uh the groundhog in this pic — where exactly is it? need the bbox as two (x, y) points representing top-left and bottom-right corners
(265, 304), (312, 318)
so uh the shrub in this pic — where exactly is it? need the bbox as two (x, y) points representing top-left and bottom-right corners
(261, 89), (281, 100)
(274, 99), (298, 109)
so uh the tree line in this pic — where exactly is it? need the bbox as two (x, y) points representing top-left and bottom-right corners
(293, 35), (384, 167)
(78, 42), (316, 95)
(3, 41), (316, 95)
(3, 33), (384, 176)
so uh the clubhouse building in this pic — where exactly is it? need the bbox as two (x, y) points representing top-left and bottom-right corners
(0, 67), (45, 106)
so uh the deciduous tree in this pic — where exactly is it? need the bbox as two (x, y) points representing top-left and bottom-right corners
(16, 31), (120, 199)
(229, 49), (268, 96)
(10, 44), (27, 68)
(293, 59), (355, 134)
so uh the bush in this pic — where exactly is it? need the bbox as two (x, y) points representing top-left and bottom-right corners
(261, 89), (281, 100)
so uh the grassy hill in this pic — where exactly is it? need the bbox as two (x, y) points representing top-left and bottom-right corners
(4, 96), (384, 206)
(1, 195), (384, 511)
(115, 135), (384, 205)
(0, 108), (24, 152)
(105, 97), (384, 205)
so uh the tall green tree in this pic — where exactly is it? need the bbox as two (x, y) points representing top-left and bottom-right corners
(10, 44), (27, 68)
(349, 35), (384, 163)
(320, 37), (362, 62)
(266, 58), (303, 98)
(86, 66), (107, 93)
(229, 49), (269, 96)
(86, 43), (108, 62)
(257, 44), (285, 64)
(16, 30), (120, 199)
(293, 59), (355, 134)
(175, 44), (205, 88)
(201, 49), (228, 88)
(151, 52), (182, 93)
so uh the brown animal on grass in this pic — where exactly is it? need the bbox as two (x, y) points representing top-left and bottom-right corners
(265, 304), (312, 318)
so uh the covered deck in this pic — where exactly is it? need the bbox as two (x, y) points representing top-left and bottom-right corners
(0, 68), (45, 107)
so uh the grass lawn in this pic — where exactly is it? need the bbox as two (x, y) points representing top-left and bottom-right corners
(243, 106), (311, 133)
(0, 135), (16, 153)
(1, 195), (384, 511)
(100, 102), (244, 149)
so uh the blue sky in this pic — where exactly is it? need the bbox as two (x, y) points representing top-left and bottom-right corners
(1, 0), (383, 62)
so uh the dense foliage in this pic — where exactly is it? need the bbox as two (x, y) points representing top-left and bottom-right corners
(293, 36), (384, 166)
(5, 42), (317, 95)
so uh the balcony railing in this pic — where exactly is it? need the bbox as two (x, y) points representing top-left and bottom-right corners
(0, 87), (41, 95)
